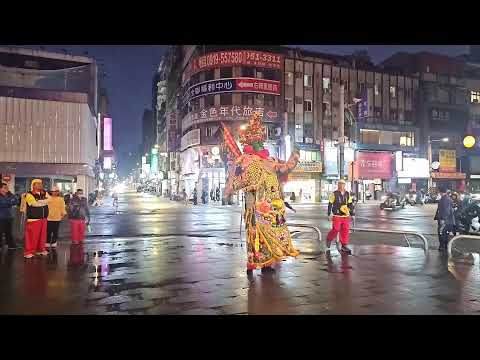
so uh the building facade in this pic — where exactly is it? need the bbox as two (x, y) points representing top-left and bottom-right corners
(0, 47), (99, 194)
(382, 52), (470, 192)
(160, 45), (424, 203)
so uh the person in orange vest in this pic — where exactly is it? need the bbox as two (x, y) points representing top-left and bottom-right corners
(326, 179), (355, 254)
(24, 179), (50, 259)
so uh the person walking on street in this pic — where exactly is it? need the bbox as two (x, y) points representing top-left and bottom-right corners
(0, 183), (19, 250)
(326, 179), (355, 254)
(46, 186), (66, 249)
(215, 187), (220, 202)
(68, 189), (90, 245)
(182, 189), (188, 206)
(24, 179), (49, 259)
(435, 186), (455, 251)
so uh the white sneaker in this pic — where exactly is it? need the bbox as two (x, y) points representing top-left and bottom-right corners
(36, 251), (48, 256)
(24, 254), (34, 259)
(51, 242), (57, 248)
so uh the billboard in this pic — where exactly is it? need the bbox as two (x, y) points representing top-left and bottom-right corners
(182, 105), (278, 132)
(182, 50), (283, 83)
(103, 117), (113, 151)
(439, 149), (456, 173)
(397, 158), (429, 178)
(355, 152), (392, 179)
(183, 77), (280, 103)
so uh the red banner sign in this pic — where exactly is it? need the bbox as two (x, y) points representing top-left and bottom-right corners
(354, 152), (393, 180)
(182, 50), (283, 84)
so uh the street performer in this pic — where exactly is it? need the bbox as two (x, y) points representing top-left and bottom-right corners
(326, 179), (355, 254)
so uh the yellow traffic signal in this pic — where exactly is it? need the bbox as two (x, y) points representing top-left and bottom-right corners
(463, 135), (476, 149)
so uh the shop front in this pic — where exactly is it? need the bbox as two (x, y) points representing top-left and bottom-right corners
(352, 151), (393, 201)
(285, 161), (322, 203)
(431, 149), (466, 191)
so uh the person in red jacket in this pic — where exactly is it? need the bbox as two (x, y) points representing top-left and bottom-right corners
(326, 179), (355, 254)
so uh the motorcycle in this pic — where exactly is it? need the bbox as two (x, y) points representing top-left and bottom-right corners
(380, 193), (405, 210)
(455, 201), (480, 235)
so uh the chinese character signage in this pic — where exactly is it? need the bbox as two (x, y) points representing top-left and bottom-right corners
(355, 151), (392, 179)
(182, 105), (278, 132)
(182, 50), (283, 84)
(439, 150), (456, 173)
(183, 77), (281, 104)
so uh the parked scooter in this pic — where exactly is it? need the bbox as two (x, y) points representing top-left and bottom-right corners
(380, 192), (405, 210)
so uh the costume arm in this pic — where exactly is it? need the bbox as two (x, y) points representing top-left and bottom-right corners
(25, 193), (48, 207)
(348, 194), (355, 216)
(276, 151), (300, 174)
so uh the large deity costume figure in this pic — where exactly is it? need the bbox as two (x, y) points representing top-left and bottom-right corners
(223, 112), (300, 272)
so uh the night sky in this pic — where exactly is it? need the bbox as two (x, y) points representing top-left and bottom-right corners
(5, 45), (470, 175)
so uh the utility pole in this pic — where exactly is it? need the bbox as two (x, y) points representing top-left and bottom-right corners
(338, 84), (345, 179)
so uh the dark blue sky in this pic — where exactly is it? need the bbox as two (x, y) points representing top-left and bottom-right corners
(7, 45), (470, 174)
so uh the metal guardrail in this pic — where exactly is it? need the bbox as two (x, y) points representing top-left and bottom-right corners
(349, 227), (430, 253)
(289, 223), (324, 254)
(447, 234), (480, 262)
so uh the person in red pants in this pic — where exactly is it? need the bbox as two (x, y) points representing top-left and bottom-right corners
(326, 179), (355, 254)
(68, 189), (90, 244)
(24, 179), (50, 259)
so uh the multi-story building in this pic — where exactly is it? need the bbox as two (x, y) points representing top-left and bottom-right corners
(97, 88), (117, 192)
(0, 46), (99, 194)
(463, 47), (480, 193)
(382, 52), (469, 191)
(166, 45), (423, 202)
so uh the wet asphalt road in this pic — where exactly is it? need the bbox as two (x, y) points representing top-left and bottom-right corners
(2, 191), (480, 315)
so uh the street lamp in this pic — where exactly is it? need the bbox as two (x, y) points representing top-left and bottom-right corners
(427, 136), (449, 188)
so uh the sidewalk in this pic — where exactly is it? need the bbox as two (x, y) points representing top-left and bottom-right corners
(1, 237), (479, 315)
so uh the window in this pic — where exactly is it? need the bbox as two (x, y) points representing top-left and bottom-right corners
(323, 77), (331, 92)
(300, 150), (321, 162)
(322, 102), (331, 117)
(374, 84), (380, 96)
(304, 100), (313, 112)
(390, 109), (397, 121)
(255, 94), (264, 106)
(204, 69), (214, 81)
(206, 125), (218, 137)
(204, 95), (214, 107)
(243, 93), (254, 106)
(242, 67), (255, 78)
(431, 108), (450, 122)
(472, 90), (480, 104)
(220, 93), (232, 105)
(220, 67), (232, 78)
(295, 124), (302, 129)
(304, 74), (313, 87)
(263, 69), (276, 81)
(390, 86), (396, 98)
(192, 99), (200, 111)
(264, 94), (275, 108)
(285, 98), (293, 113)
(360, 129), (380, 145)
(285, 72), (294, 86)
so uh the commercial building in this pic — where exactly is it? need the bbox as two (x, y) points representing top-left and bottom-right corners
(0, 46), (99, 194)
(382, 52), (470, 191)
(161, 45), (423, 203)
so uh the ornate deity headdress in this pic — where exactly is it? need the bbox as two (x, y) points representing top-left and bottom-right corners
(239, 112), (266, 146)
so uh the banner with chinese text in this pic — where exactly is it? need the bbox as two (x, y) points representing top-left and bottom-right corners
(182, 50), (283, 84)
(439, 149), (456, 173)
